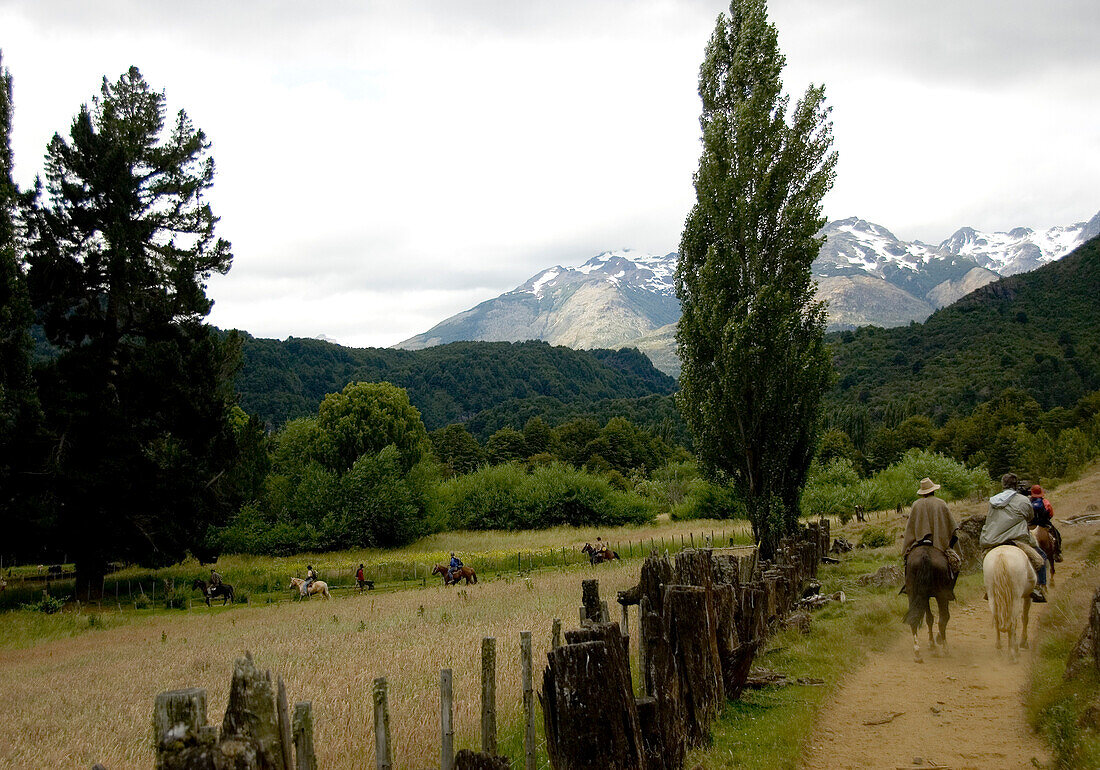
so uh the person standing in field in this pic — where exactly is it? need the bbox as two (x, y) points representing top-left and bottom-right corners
(355, 564), (366, 591)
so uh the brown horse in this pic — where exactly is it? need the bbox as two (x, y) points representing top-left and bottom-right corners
(192, 578), (234, 606)
(903, 544), (957, 662)
(582, 543), (620, 565)
(1031, 526), (1056, 587)
(432, 564), (478, 585)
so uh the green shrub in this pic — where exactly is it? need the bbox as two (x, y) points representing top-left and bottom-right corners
(859, 525), (891, 549)
(671, 479), (746, 521)
(22, 593), (65, 614)
(436, 462), (656, 530)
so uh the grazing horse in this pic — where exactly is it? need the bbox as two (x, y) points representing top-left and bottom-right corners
(581, 543), (620, 565)
(983, 545), (1036, 662)
(191, 578), (234, 606)
(289, 576), (331, 600)
(1031, 526), (1057, 587)
(432, 564), (478, 586)
(903, 545), (956, 662)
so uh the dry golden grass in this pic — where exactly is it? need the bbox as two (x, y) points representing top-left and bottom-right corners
(0, 560), (643, 768)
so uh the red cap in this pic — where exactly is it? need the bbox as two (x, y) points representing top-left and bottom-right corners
(1030, 485), (1043, 496)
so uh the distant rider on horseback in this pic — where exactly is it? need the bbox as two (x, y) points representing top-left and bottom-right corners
(304, 564), (318, 592)
(1029, 485), (1062, 562)
(448, 553), (463, 583)
(980, 473), (1048, 603)
(209, 568), (223, 597)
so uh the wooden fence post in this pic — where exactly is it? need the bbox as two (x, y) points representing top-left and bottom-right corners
(276, 677), (294, 770)
(373, 677), (392, 769)
(293, 702), (317, 770)
(621, 602), (630, 638)
(481, 637), (497, 755)
(520, 631), (536, 770)
(441, 669), (454, 770)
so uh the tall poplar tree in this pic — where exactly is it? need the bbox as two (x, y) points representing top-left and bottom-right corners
(675, 0), (837, 557)
(26, 67), (240, 594)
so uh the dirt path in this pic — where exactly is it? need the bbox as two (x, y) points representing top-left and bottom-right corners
(801, 582), (1050, 770)
(803, 466), (1100, 770)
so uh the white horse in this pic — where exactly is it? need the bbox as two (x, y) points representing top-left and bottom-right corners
(982, 546), (1036, 661)
(289, 576), (331, 600)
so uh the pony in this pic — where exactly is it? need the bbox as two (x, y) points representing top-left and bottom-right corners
(191, 578), (235, 607)
(581, 543), (620, 565)
(1031, 526), (1057, 587)
(902, 545), (956, 662)
(289, 576), (331, 600)
(432, 564), (478, 585)
(982, 545), (1036, 662)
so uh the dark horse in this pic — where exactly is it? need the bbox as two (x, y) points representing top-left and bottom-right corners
(581, 543), (620, 565)
(903, 544), (956, 662)
(192, 578), (234, 606)
(432, 564), (478, 586)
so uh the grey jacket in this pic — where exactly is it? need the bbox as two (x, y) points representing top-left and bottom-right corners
(980, 490), (1038, 548)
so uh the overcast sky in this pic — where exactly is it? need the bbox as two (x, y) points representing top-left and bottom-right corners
(2, 0), (1098, 347)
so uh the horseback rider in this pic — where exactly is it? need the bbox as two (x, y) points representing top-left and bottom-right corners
(209, 568), (223, 596)
(980, 473), (1048, 602)
(448, 553), (463, 583)
(1029, 485), (1063, 562)
(595, 537), (609, 557)
(304, 564), (318, 592)
(902, 477), (961, 579)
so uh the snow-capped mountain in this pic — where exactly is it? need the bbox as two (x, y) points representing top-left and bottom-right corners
(395, 211), (1099, 375)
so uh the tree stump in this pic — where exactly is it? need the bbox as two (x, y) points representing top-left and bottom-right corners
(220, 652), (286, 770)
(453, 749), (510, 770)
(662, 585), (723, 747)
(541, 637), (644, 769)
(581, 579), (602, 623)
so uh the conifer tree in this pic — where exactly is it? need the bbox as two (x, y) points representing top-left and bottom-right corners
(0, 52), (43, 558)
(675, 0), (837, 557)
(25, 67), (239, 594)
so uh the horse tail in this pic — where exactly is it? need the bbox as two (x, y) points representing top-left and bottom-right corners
(904, 549), (934, 628)
(990, 551), (1015, 633)
(472, 570), (478, 584)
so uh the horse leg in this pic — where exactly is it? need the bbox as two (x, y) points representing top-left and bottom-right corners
(1020, 596), (1032, 649)
(912, 621), (923, 663)
(925, 603), (934, 648)
(935, 595), (950, 652)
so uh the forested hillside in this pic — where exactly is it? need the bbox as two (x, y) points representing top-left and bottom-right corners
(827, 235), (1100, 428)
(235, 337), (677, 430)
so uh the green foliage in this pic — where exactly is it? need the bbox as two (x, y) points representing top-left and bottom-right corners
(435, 462), (657, 531)
(21, 593), (65, 614)
(429, 423), (485, 476)
(675, 0), (836, 557)
(316, 381), (429, 473)
(858, 525), (891, 549)
(22, 66), (242, 588)
(235, 337), (676, 431)
(671, 478), (747, 521)
(486, 427), (528, 465)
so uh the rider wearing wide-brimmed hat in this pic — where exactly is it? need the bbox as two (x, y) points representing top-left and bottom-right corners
(903, 477), (961, 577)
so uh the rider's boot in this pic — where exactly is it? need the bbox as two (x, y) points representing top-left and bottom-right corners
(1030, 563), (1048, 603)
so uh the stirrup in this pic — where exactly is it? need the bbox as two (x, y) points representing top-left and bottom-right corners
(1030, 588), (1047, 603)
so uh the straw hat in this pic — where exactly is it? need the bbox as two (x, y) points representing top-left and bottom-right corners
(916, 477), (940, 495)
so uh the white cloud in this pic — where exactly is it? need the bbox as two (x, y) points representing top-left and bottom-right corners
(3, 0), (1098, 346)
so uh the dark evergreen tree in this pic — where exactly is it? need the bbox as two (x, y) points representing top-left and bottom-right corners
(675, 0), (836, 557)
(25, 67), (239, 594)
(0, 52), (43, 561)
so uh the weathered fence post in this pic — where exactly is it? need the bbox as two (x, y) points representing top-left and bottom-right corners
(276, 677), (295, 770)
(153, 687), (208, 770)
(373, 677), (392, 769)
(552, 618), (562, 649)
(581, 579), (601, 623)
(481, 637), (497, 755)
(441, 669), (454, 770)
(292, 702), (317, 770)
(621, 601), (630, 638)
(520, 631), (536, 770)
